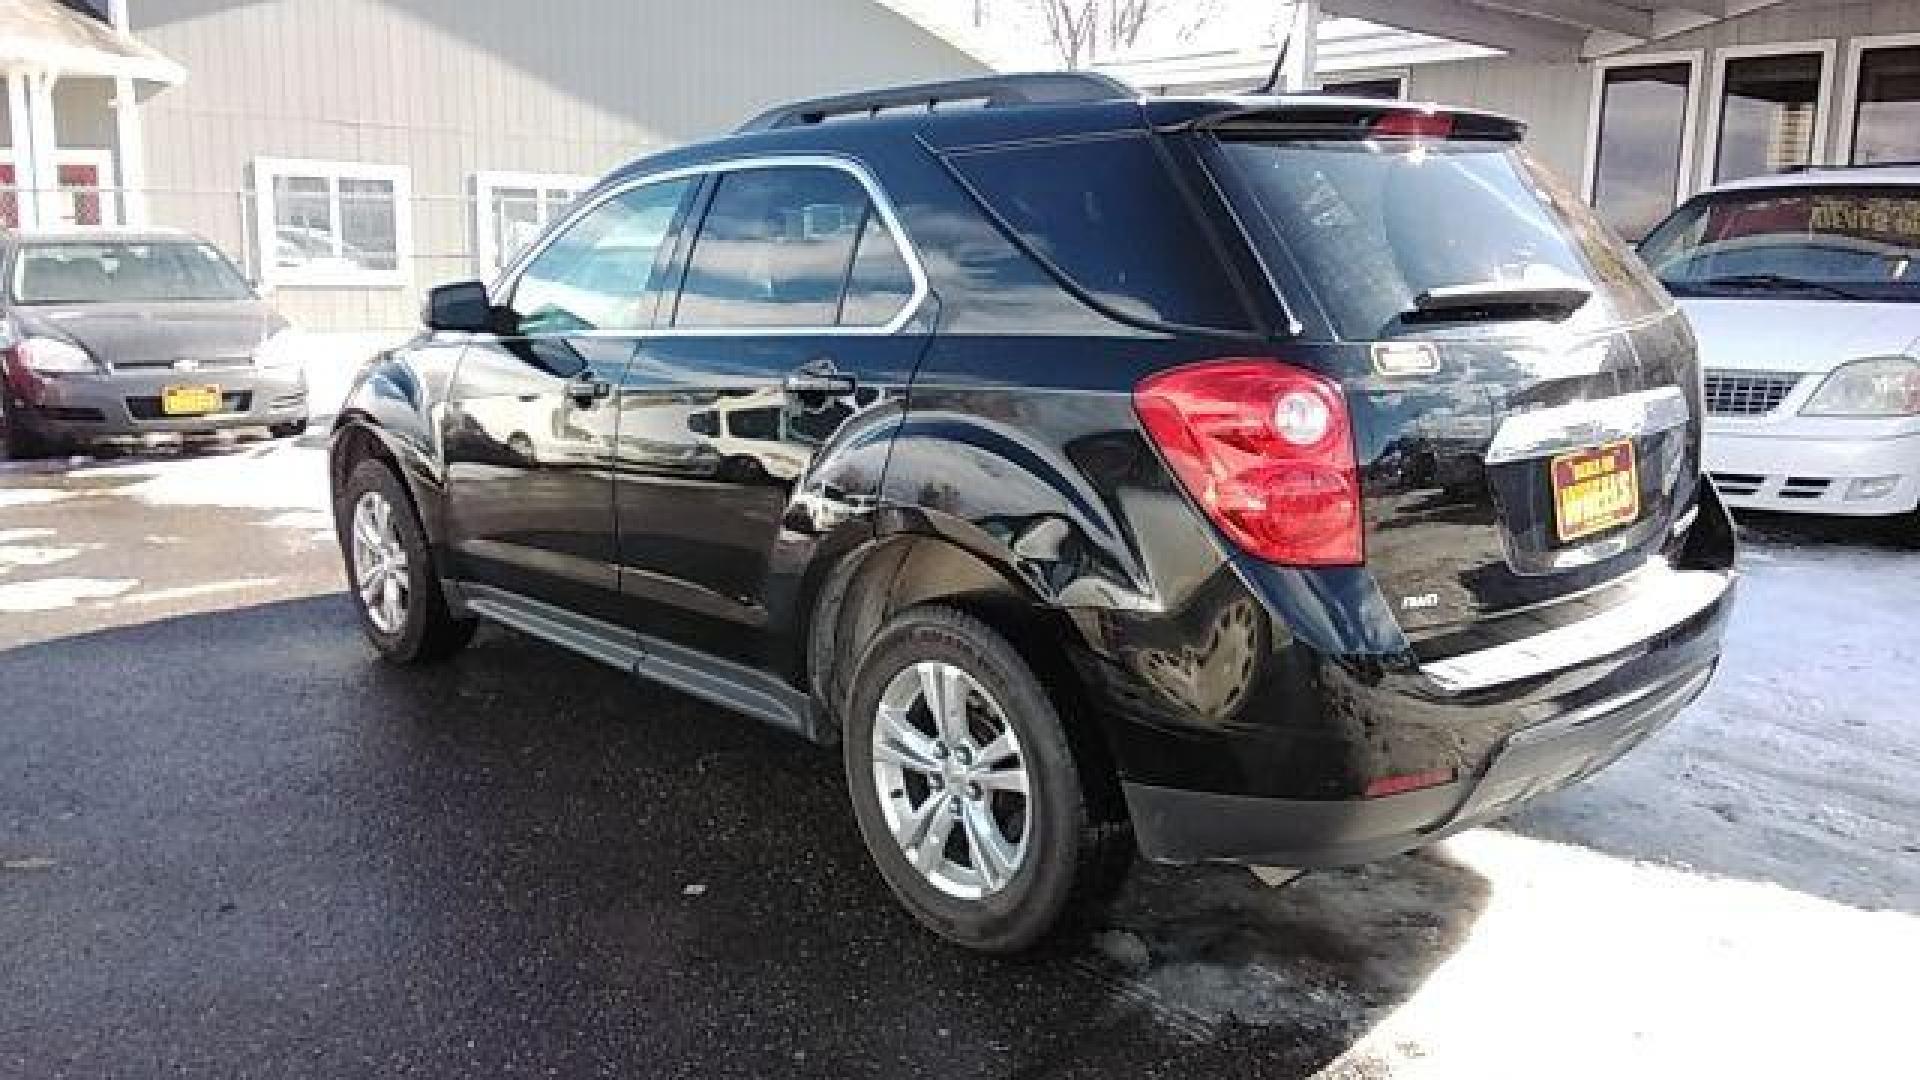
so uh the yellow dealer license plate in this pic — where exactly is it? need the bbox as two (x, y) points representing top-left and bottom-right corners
(1551, 440), (1641, 543)
(161, 384), (223, 416)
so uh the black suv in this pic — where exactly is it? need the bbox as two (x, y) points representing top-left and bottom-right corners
(330, 74), (1735, 952)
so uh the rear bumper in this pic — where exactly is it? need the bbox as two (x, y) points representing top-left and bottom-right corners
(8, 366), (308, 441)
(1705, 424), (1920, 516)
(1126, 661), (1714, 867)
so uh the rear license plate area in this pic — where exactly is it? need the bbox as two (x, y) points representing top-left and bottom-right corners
(1551, 440), (1640, 543)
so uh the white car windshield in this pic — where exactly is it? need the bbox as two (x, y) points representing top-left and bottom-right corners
(1641, 186), (1920, 303)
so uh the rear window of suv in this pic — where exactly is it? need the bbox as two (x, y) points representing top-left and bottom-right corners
(1213, 135), (1666, 340)
(945, 134), (1256, 333)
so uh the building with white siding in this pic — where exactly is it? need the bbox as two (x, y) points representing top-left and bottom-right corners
(1, 0), (989, 330)
(1096, 1), (1920, 242)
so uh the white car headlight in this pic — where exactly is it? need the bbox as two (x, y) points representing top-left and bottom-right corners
(1801, 356), (1920, 417)
(254, 327), (306, 369)
(20, 336), (97, 374)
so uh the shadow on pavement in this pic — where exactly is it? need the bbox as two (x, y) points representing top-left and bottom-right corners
(1, 596), (1487, 1079)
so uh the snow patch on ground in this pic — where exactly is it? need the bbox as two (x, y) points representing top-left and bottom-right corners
(0, 577), (138, 613)
(78, 442), (329, 512)
(1328, 829), (1917, 1078)
(0, 490), (71, 508)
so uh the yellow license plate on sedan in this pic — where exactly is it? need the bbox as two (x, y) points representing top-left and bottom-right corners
(1551, 440), (1641, 543)
(161, 384), (223, 416)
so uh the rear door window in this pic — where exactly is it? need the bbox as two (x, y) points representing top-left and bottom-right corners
(673, 165), (914, 329)
(1214, 136), (1665, 339)
(945, 134), (1254, 332)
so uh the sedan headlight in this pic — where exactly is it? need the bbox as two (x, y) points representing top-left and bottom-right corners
(253, 327), (306, 369)
(1802, 356), (1920, 417)
(20, 336), (98, 374)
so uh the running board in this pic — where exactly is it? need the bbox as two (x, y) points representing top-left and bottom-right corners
(461, 583), (825, 743)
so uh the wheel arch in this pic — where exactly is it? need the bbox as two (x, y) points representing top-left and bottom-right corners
(806, 526), (1127, 815)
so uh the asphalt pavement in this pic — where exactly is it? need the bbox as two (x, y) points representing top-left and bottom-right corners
(2, 436), (1915, 1079)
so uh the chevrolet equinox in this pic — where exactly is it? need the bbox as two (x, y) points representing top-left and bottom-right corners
(329, 75), (1736, 952)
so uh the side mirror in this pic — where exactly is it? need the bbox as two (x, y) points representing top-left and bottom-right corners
(423, 280), (495, 334)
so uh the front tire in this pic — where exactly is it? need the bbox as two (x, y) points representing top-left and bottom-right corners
(1, 399), (52, 460)
(843, 605), (1131, 953)
(337, 458), (476, 664)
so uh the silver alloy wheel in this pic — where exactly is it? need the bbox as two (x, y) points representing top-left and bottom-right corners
(351, 489), (411, 636)
(871, 660), (1032, 900)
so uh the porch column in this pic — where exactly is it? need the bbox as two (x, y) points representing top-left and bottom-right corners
(5, 71), (32, 227)
(112, 80), (146, 225)
(24, 69), (64, 227)
(109, 0), (146, 226)
(1281, 0), (1322, 92)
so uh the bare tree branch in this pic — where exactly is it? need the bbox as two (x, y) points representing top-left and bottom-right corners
(1023, 0), (1217, 69)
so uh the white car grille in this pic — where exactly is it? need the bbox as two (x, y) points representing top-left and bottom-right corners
(1703, 370), (1802, 417)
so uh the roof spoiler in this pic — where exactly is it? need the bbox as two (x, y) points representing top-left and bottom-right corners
(1171, 99), (1526, 142)
(736, 72), (1134, 133)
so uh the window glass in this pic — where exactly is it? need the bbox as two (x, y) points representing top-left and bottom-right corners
(1322, 77), (1404, 100)
(1217, 137), (1655, 340)
(339, 177), (398, 271)
(1852, 46), (1920, 165)
(1714, 52), (1823, 183)
(272, 175), (333, 271)
(511, 179), (691, 335)
(948, 135), (1253, 331)
(483, 181), (584, 275)
(17, 242), (252, 304)
(1592, 62), (1695, 242)
(839, 210), (916, 326)
(269, 170), (403, 276)
(1640, 186), (1920, 303)
(675, 167), (869, 328)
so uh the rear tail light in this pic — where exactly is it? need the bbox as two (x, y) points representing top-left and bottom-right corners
(1370, 110), (1454, 139)
(1134, 359), (1363, 566)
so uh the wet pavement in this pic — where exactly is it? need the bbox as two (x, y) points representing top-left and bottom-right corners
(2, 439), (1914, 1078)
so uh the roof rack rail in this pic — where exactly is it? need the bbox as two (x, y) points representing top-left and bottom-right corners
(736, 71), (1133, 133)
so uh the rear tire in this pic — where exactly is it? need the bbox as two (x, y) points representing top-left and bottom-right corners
(337, 458), (476, 664)
(843, 605), (1132, 953)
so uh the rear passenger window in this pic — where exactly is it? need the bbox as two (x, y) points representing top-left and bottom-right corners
(945, 135), (1253, 331)
(840, 211), (916, 326)
(675, 166), (913, 329)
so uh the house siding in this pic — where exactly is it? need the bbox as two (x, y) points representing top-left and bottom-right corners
(125, 0), (989, 330)
(1408, 0), (1920, 198)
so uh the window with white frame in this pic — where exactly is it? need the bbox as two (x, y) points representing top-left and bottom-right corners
(1842, 35), (1920, 166)
(253, 158), (411, 287)
(1587, 54), (1703, 243)
(1705, 43), (1834, 186)
(474, 172), (595, 280)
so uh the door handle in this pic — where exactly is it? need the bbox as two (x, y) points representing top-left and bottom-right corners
(783, 372), (856, 396)
(566, 374), (613, 407)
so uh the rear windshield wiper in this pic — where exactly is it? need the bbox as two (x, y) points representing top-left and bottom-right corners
(1405, 281), (1592, 324)
(1687, 273), (1870, 301)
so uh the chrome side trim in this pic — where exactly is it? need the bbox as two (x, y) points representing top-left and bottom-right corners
(1486, 386), (1690, 465)
(1421, 567), (1730, 693)
(493, 153), (930, 340)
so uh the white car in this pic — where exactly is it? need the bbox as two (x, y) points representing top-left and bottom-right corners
(1639, 168), (1920, 523)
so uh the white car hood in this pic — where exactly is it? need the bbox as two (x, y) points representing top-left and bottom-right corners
(1678, 297), (1920, 375)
